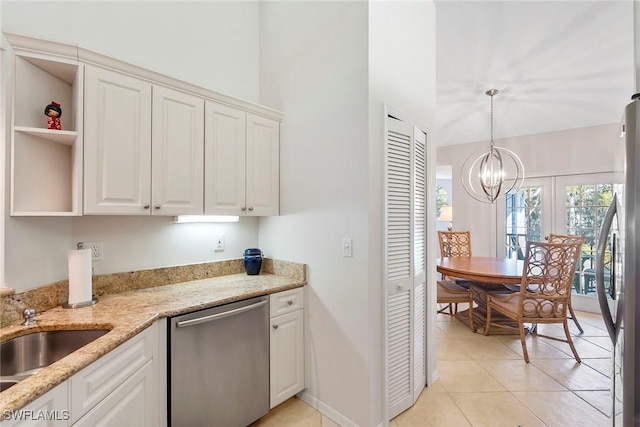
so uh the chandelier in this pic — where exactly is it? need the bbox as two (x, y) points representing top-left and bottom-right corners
(461, 89), (525, 204)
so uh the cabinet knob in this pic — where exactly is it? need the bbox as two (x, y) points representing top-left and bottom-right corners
(155, 204), (161, 210)
(272, 324), (279, 330)
(241, 207), (247, 211)
(287, 300), (293, 305)
(248, 207), (254, 211)
(143, 204), (150, 210)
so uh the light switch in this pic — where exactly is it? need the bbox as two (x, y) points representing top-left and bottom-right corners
(343, 238), (352, 257)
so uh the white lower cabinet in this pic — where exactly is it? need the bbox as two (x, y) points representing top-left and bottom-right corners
(269, 288), (305, 408)
(72, 360), (156, 427)
(70, 323), (158, 426)
(0, 381), (69, 427)
(0, 323), (159, 427)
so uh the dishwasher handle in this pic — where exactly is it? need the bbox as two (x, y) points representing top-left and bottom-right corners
(176, 298), (268, 328)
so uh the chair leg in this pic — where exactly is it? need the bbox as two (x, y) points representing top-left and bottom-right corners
(563, 320), (582, 363)
(453, 303), (459, 315)
(568, 301), (584, 334)
(468, 299), (475, 332)
(483, 304), (491, 336)
(519, 321), (530, 363)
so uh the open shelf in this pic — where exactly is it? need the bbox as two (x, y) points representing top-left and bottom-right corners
(10, 51), (83, 216)
(14, 126), (78, 145)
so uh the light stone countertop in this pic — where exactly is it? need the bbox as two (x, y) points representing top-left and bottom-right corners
(0, 272), (305, 416)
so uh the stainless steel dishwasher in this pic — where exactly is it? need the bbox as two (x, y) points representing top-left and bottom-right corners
(168, 296), (270, 427)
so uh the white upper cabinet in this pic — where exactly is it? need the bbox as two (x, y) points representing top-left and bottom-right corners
(246, 114), (280, 216)
(204, 101), (247, 214)
(6, 33), (281, 217)
(151, 85), (204, 215)
(84, 66), (152, 214)
(205, 103), (280, 216)
(84, 66), (204, 215)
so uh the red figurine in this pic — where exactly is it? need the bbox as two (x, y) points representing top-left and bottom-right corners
(44, 101), (62, 130)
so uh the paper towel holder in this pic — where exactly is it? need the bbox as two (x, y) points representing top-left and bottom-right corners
(63, 242), (98, 309)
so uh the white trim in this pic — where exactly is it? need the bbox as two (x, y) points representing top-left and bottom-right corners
(296, 391), (360, 427)
(0, 34), (8, 287)
(4, 33), (283, 122)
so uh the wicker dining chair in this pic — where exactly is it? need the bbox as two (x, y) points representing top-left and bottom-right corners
(436, 280), (475, 330)
(547, 233), (586, 333)
(484, 240), (583, 363)
(438, 230), (472, 258)
(436, 230), (475, 329)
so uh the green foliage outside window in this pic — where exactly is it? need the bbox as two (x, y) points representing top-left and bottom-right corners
(436, 186), (448, 217)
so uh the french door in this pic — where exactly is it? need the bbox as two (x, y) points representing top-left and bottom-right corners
(497, 177), (552, 259)
(554, 173), (622, 312)
(498, 173), (622, 313)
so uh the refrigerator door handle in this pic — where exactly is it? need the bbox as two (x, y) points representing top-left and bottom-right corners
(596, 193), (618, 344)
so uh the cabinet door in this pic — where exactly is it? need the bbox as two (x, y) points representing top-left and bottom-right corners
(204, 101), (246, 215)
(270, 309), (304, 408)
(246, 114), (280, 216)
(152, 86), (204, 215)
(84, 66), (152, 214)
(0, 381), (69, 427)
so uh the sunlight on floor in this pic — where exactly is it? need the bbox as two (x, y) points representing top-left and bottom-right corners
(253, 308), (611, 426)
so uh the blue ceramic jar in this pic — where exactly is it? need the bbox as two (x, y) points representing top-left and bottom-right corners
(243, 248), (263, 275)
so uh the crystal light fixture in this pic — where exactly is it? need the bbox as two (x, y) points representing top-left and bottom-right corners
(461, 89), (525, 203)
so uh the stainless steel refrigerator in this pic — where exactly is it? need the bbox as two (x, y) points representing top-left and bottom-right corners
(597, 93), (640, 426)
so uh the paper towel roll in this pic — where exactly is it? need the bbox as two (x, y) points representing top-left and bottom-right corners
(68, 249), (92, 305)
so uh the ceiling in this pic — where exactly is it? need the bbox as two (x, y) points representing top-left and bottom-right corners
(435, 0), (637, 147)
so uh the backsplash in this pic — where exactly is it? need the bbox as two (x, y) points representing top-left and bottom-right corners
(0, 258), (305, 328)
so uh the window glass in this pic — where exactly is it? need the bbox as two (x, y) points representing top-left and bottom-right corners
(504, 186), (542, 259)
(435, 186), (448, 217)
(564, 183), (614, 296)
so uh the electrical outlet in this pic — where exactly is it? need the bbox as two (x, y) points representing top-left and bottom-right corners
(214, 235), (225, 252)
(84, 241), (103, 261)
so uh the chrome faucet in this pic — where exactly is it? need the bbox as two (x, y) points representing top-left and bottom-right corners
(22, 308), (36, 326)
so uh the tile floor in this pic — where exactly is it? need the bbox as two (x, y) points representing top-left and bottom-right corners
(252, 307), (612, 426)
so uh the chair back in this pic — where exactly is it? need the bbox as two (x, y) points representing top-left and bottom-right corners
(547, 233), (585, 272)
(438, 230), (472, 257)
(547, 233), (585, 246)
(519, 240), (582, 320)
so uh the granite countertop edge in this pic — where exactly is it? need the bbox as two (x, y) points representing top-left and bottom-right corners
(0, 273), (306, 415)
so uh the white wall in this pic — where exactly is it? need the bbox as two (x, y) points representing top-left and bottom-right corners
(437, 123), (620, 256)
(1, 1), (260, 102)
(259, 1), (436, 425)
(1, 1), (262, 291)
(369, 0), (437, 421)
(258, 2), (370, 424)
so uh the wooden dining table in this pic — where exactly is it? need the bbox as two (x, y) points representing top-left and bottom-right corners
(436, 256), (525, 333)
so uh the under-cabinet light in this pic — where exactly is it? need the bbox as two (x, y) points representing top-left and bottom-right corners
(174, 215), (239, 223)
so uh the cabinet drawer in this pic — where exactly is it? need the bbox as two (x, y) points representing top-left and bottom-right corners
(270, 288), (304, 317)
(73, 359), (157, 427)
(70, 325), (155, 424)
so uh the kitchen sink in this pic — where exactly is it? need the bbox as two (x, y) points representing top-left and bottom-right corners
(0, 329), (111, 391)
(0, 379), (18, 392)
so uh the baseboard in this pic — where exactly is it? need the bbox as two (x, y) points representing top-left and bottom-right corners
(297, 391), (361, 427)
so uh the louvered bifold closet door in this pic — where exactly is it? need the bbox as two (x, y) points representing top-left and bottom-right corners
(385, 117), (414, 419)
(412, 127), (427, 399)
